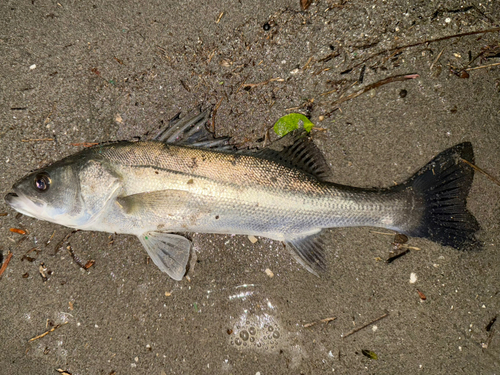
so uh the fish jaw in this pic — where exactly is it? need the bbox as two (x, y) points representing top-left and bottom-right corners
(5, 191), (45, 219)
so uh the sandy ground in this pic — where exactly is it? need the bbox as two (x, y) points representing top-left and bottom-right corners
(1, 0), (500, 374)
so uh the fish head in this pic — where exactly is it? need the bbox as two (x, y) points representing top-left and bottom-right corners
(5, 155), (121, 228)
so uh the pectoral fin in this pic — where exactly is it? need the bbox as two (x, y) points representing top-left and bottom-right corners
(139, 232), (191, 280)
(284, 231), (326, 276)
(117, 190), (192, 215)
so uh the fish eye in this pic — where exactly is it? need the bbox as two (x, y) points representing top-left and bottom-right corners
(34, 172), (51, 192)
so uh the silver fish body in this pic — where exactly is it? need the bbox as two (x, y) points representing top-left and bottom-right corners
(5, 130), (480, 280)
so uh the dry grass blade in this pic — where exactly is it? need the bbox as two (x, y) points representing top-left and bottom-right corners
(21, 138), (54, 142)
(461, 158), (500, 187)
(343, 313), (389, 338)
(303, 316), (336, 328)
(466, 62), (500, 71)
(326, 74), (419, 114)
(28, 321), (68, 342)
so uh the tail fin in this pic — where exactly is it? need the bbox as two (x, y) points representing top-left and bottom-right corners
(403, 142), (480, 249)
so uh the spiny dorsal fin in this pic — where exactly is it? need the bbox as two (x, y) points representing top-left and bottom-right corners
(153, 110), (232, 149)
(257, 132), (332, 180)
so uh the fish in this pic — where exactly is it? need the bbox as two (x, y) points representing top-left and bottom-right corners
(4, 111), (480, 280)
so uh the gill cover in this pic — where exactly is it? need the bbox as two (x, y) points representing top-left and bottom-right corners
(77, 159), (122, 226)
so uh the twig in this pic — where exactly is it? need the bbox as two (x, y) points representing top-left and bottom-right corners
(215, 11), (224, 24)
(45, 230), (56, 247)
(28, 321), (68, 342)
(21, 138), (54, 142)
(43, 102), (57, 125)
(303, 316), (336, 328)
(465, 62), (500, 71)
(430, 48), (445, 71)
(54, 230), (78, 255)
(343, 312), (389, 338)
(461, 158), (500, 187)
(211, 98), (224, 133)
(302, 56), (314, 70)
(348, 27), (500, 71)
(386, 249), (410, 263)
(326, 74), (419, 114)
(241, 77), (284, 89)
(0, 251), (13, 278)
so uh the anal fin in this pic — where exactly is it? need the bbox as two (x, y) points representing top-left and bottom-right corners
(284, 230), (327, 276)
(139, 232), (191, 280)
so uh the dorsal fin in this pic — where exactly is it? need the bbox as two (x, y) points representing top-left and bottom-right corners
(153, 110), (232, 149)
(256, 132), (332, 180)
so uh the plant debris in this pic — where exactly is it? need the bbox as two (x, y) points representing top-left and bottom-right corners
(21, 247), (41, 262)
(347, 27), (500, 72)
(54, 230), (78, 255)
(361, 349), (378, 360)
(486, 315), (497, 332)
(45, 230), (56, 247)
(300, 0), (312, 11)
(460, 158), (500, 187)
(343, 312), (389, 338)
(10, 227), (27, 235)
(324, 73), (419, 115)
(417, 289), (427, 301)
(28, 321), (68, 342)
(273, 113), (315, 136)
(39, 262), (48, 282)
(66, 245), (94, 271)
(0, 251), (13, 278)
(21, 138), (54, 142)
(241, 77), (284, 90)
(303, 316), (337, 328)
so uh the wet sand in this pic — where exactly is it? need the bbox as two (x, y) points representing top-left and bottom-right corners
(1, 1), (499, 374)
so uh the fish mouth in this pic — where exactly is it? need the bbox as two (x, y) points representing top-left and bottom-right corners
(5, 192), (19, 200)
(4, 191), (39, 219)
(4, 192), (19, 207)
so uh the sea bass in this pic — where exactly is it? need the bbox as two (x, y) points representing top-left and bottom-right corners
(5, 114), (480, 280)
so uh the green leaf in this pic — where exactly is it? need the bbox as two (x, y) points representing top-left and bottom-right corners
(273, 113), (314, 137)
(361, 349), (378, 360)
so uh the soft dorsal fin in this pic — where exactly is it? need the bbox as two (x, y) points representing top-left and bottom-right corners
(256, 133), (332, 180)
